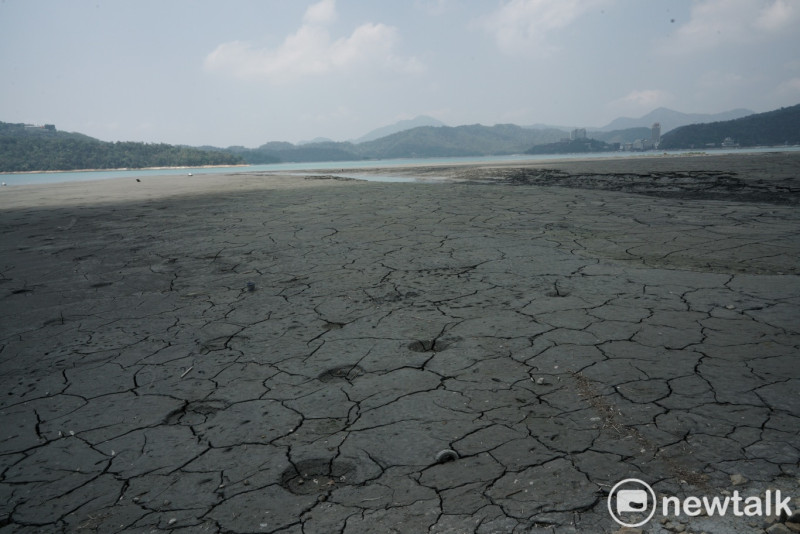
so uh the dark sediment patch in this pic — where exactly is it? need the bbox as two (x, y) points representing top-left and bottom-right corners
(488, 168), (800, 205)
(279, 458), (357, 495)
(317, 365), (364, 383)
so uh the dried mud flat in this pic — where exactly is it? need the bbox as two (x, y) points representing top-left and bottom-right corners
(341, 151), (800, 205)
(0, 152), (798, 533)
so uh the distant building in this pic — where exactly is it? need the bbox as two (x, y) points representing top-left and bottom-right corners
(571, 128), (587, 140)
(24, 124), (56, 132)
(631, 139), (655, 151)
(651, 123), (661, 147)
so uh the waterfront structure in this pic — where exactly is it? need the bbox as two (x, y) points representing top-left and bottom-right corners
(571, 128), (587, 140)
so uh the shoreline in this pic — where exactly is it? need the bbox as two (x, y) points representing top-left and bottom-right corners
(1, 151), (798, 211)
(298, 150), (800, 204)
(0, 163), (251, 176)
(2, 146), (799, 185)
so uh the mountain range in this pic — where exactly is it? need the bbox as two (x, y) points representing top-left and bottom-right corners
(353, 115), (446, 143)
(226, 106), (793, 163)
(2, 105), (798, 172)
(598, 107), (755, 133)
(523, 108), (754, 135)
(286, 108), (758, 155)
(660, 104), (800, 149)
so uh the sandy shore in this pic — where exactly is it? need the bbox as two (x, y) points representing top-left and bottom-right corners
(2, 163), (251, 175)
(1, 152), (798, 533)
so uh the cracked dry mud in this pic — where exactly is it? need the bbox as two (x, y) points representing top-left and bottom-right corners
(0, 152), (798, 533)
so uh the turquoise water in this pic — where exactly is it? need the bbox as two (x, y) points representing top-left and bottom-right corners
(2, 147), (798, 186)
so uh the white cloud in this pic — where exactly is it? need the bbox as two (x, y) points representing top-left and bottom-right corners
(204, 0), (422, 82)
(661, 0), (800, 54)
(608, 89), (673, 114)
(483, 0), (608, 56)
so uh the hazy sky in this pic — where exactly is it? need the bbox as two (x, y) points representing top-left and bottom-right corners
(2, 0), (799, 147)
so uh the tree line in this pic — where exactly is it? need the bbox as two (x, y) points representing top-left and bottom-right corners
(659, 104), (800, 149)
(0, 122), (243, 172)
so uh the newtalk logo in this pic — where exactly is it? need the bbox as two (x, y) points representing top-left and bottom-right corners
(608, 478), (794, 528)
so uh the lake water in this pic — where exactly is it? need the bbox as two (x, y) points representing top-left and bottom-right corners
(2, 147), (798, 186)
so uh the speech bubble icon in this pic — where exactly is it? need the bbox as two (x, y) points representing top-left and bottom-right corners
(617, 489), (648, 514)
(608, 478), (657, 528)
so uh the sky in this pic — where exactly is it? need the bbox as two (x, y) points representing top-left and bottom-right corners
(1, 0), (799, 147)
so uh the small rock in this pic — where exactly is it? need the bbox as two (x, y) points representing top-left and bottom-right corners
(536, 377), (548, 385)
(766, 524), (793, 534)
(612, 528), (643, 534)
(785, 523), (800, 533)
(730, 473), (747, 486)
(168, 518), (177, 525)
(725, 304), (735, 309)
(435, 449), (459, 464)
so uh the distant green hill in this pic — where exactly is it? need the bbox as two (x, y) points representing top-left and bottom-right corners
(356, 124), (565, 158)
(659, 104), (800, 149)
(353, 115), (447, 143)
(0, 122), (243, 172)
(219, 124), (569, 163)
(217, 124), (655, 162)
(526, 138), (616, 155)
(600, 107), (754, 133)
(7, 105), (797, 171)
(225, 141), (359, 164)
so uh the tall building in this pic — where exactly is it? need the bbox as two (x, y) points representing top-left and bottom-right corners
(571, 128), (587, 140)
(651, 123), (661, 146)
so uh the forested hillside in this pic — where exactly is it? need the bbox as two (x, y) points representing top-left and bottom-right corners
(659, 105), (800, 149)
(4, 104), (797, 172)
(0, 122), (243, 172)
(356, 124), (564, 158)
(223, 124), (568, 163)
